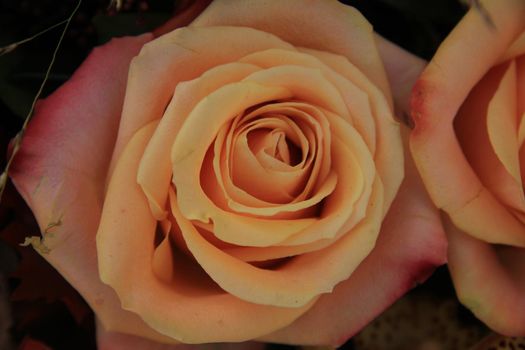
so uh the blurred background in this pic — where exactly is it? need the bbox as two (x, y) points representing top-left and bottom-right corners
(0, 1), (519, 349)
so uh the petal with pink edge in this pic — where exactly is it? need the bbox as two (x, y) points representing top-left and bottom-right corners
(9, 35), (187, 344)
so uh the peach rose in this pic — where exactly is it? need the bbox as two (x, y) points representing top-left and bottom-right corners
(410, 0), (525, 336)
(10, 0), (446, 347)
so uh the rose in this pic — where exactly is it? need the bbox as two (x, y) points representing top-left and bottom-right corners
(10, 0), (446, 347)
(410, 0), (525, 335)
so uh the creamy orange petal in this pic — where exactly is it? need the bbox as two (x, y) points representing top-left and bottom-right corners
(220, 103), (331, 208)
(518, 56), (525, 146)
(486, 60), (525, 211)
(243, 65), (349, 118)
(223, 237), (339, 262)
(239, 48), (377, 153)
(446, 219), (525, 335)
(302, 48), (402, 213)
(191, 0), (392, 105)
(487, 61), (521, 186)
(519, 112), (525, 147)
(229, 129), (337, 216)
(278, 110), (377, 247)
(244, 118), (306, 167)
(206, 126), (269, 209)
(521, 146), (525, 200)
(172, 81), (329, 247)
(499, 31), (525, 63)
(98, 122), (312, 343)
(274, 104), (378, 248)
(455, 61), (525, 214)
(302, 111), (377, 241)
(172, 77), (359, 246)
(229, 117), (310, 203)
(225, 174), (336, 218)
(215, 104), (331, 213)
(173, 179), (383, 308)
(248, 123), (310, 173)
(450, 189), (525, 246)
(205, 102), (330, 219)
(109, 25), (295, 175)
(411, 0), (525, 244)
(152, 220), (175, 284)
(520, 56), (525, 190)
(138, 62), (261, 219)
(280, 137), (367, 246)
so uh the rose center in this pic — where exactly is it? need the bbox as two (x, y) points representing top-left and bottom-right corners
(247, 128), (302, 167)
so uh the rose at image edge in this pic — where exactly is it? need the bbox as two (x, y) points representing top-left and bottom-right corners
(8, 0), (446, 347)
(410, 0), (525, 336)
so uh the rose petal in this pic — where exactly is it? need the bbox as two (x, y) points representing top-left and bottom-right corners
(517, 56), (525, 146)
(243, 65), (349, 117)
(239, 49), (377, 154)
(152, 220), (175, 283)
(301, 48), (403, 213)
(172, 81), (321, 247)
(110, 26), (295, 177)
(174, 178), (383, 308)
(9, 35), (181, 344)
(499, 31), (525, 63)
(175, 86), (373, 248)
(98, 122), (312, 343)
(446, 219), (525, 335)
(221, 237), (341, 263)
(520, 56), (525, 192)
(227, 115), (319, 204)
(138, 62), (261, 219)
(260, 129), (447, 345)
(455, 61), (525, 213)
(278, 137), (369, 247)
(410, 0), (525, 245)
(486, 61), (522, 188)
(519, 112), (525, 149)
(191, 0), (393, 106)
(213, 102), (331, 216)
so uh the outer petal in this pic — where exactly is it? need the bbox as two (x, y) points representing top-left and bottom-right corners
(410, 0), (525, 245)
(446, 220), (525, 335)
(261, 130), (447, 346)
(9, 35), (181, 344)
(11, 34), (151, 214)
(190, 0), (393, 107)
(374, 34), (426, 117)
(109, 26), (295, 175)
